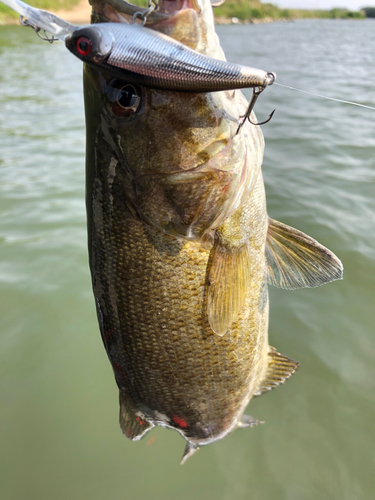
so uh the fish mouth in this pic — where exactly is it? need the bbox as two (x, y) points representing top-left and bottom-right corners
(91, 1), (211, 49)
(110, 0), (203, 21)
(156, 0), (203, 15)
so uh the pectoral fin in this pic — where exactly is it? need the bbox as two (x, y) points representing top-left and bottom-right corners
(206, 239), (251, 336)
(254, 347), (299, 397)
(266, 218), (343, 289)
(119, 391), (154, 441)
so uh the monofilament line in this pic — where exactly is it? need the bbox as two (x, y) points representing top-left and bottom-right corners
(275, 83), (375, 111)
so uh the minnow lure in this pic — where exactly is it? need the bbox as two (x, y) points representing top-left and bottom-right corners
(1, 0), (276, 127)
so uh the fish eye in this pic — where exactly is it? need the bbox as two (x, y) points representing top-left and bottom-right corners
(76, 36), (92, 56)
(108, 81), (142, 118)
(117, 85), (140, 110)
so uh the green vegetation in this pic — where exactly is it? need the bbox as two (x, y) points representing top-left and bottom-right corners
(213, 0), (365, 21)
(0, 0), (367, 24)
(362, 7), (375, 17)
(294, 8), (364, 19)
(214, 0), (290, 20)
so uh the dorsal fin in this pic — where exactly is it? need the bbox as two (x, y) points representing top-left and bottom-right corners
(254, 347), (299, 397)
(206, 239), (251, 336)
(119, 391), (154, 441)
(266, 218), (343, 289)
(180, 442), (200, 465)
(237, 414), (264, 429)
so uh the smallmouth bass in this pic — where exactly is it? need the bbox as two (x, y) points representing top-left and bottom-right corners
(1, 0), (343, 464)
(84, 0), (343, 463)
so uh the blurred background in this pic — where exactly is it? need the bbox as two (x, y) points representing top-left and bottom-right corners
(0, 5), (375, 500)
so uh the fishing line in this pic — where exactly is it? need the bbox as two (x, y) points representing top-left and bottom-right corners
(274, 82), (375, 111)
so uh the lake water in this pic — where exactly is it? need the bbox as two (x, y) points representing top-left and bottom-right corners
(0, 19), (374, 500)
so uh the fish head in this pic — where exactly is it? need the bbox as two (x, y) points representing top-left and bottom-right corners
(85, 0), (264, 240)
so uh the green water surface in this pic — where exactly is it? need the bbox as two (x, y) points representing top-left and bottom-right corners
(0, 20), (374, 500)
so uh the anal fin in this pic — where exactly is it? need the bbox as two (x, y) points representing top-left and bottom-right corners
(266, 218), (343, 289)
(254, 347), (299, 397)
(119, 390), (154, 441)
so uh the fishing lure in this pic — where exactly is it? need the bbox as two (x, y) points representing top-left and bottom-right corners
(1, 0), (276, 129)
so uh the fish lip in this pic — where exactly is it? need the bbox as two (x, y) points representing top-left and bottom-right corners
(118, 0), (202, 20)
(156, 0), (203, 15)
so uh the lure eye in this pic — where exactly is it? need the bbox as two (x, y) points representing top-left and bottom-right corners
(109, 82), (142, 118)
(76, 37), (92, 57)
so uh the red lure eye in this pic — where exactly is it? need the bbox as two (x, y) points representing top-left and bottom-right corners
(76, 37), (92, 56)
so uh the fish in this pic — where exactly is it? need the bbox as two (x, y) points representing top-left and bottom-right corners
(82, 0), (343, 463)
(2, 0), (343, 463)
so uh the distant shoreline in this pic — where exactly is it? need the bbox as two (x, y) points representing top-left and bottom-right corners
(215, 16), (290, 25)
(0, 0), (369, 26)
(214, 16), (369, 25)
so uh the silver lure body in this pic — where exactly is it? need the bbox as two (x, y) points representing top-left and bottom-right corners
(66, 23), (276, 92)
(1, 0), (275, 93)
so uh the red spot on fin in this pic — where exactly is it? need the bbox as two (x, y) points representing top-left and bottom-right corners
(173, 415), (188, 428)
(136, 416), (145, 425)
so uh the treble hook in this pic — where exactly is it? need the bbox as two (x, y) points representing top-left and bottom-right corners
(133, 0), (159, 25)
(19, 16), (57, 43)
(236, 87), (275, 135)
